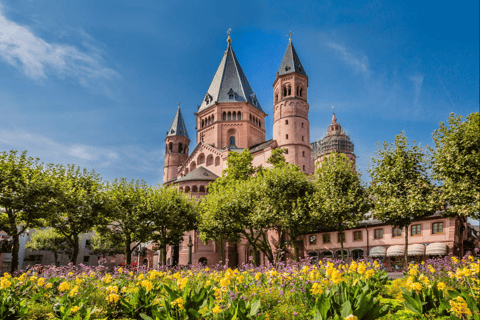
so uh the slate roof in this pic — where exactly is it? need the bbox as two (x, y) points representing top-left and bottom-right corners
(198, 42), (263, 113)
(277, 40), (307, 76)
(249, 139), (275, 153)
(174, 166), (219, 183)
(167, 106), (189, 139)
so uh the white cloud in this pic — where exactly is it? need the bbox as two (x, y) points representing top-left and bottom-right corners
(0, 5), (117, 84)
(410, 74), (424, 107)
(0, 128), (163, 183)
(326, 42), (369, 74)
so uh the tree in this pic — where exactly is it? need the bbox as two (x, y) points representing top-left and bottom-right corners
(198, 149), (269, 265)
(48, 165), (105, 265)
(310, 153), (370, 260)
(146, 186), (196, 265)
(97, 178), (152, 266)
(0, 150), (55, 272)
(90, 232), (124, 260)
(432, 112), (480, 219)
(368, 132), (439, 266)
(252, 150), (315, 262)
(25, 228), (70, 266)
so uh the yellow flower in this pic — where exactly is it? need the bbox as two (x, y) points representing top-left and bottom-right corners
(106, 293), (120, 304)
(0, 278), (12, 289)
(344, 315), (358, 320)
(118, 267), (123, 274)
(449, 296), (472, 317)
(138, 273), (145, 281)
(204, 281), (212, 287)
(205, 267), (210, 272)
(437, 282), (446, 290)
(58, 281), (70, 292)
(365, 269), (375, 279)
(212, 305), (222, 315)
(69, 285), (80, 297)
(70, 306), (80, 313)
(310, 282), (323, 295)
(129, 271), (134, 276)
(451, 256), (459, 263)
(67, 272), (74, 276)
(171, 297), (185, 310)
(37, 278), (45, 287)
(75, 278), (82, 285)
(412, 282), (422, 291)
(45, 283), (53, 289)
(141, 280), (153, 292)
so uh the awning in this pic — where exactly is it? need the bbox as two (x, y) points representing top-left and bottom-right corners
(408, 244), (425, 256)
(369, 246), (386, 257)
(386, 245), (405, 257)
(426, 243), (448, 255)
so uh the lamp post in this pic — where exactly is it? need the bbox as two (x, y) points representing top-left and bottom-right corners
(187, 235), (193, 265)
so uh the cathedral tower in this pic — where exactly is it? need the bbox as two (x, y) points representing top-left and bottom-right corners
(195, 34), (267, 149)
(163, 105), (190, 183)
(272, 38), (313, 174)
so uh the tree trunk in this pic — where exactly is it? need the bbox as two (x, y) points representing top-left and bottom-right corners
(219, 238), (225, 264)
(291, 237), (299, 262)
(70, 234), (79, 264)
(404, 225), (409, 269)
(340, 236), (345, 261)
(10, 233), (20, 273)
(54, 252), (58, 267)
(161, 244), (167, 266)
(125, 242), (132, 266)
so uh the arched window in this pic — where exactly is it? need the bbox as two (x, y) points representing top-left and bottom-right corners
(179, 187), (184, 192)
(212, 115), (214, 122)
(169, 142), (173, 153)
(192, 186), (198, 193)
(232, 111), (236, 120)
(190, 162), (196, 172)
(237, 112), (242, 120)
(250, 114), (252, 122)
(215, 156), (220, 166)
(206, 154), (214, 166)
(283, 86), (287, 97)
(285, 120), (289, 125)
(299, 88), (303, 97)
(230, 136), (236, 146)
(198, 257), (208, 266)
(207, 116), (210, 125)
(199, 186), (205, 193)
(285, 134), (289, 140)
(259, 121), (261, 128)
(296, 86), (299, 96)
(288, 86), (291, 96)
(275, 94), (278, 103)
(302, 151), (305, 157)
(201, 119), (204, 128)
(228, 112), (231, 120)
(197, 153), (205, 165)
(223, 112), (226, 121)
(178, 143), (183, 153)
(185, 186), (190, 193)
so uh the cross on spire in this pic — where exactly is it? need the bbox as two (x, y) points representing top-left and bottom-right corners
(178, 101), (181, 108)
(227, 28), (232, 43)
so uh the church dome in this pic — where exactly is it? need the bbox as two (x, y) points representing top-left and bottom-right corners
(312, 113), (355, 160)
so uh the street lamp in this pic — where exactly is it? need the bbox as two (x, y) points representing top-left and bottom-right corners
(187, 235), (193, 265)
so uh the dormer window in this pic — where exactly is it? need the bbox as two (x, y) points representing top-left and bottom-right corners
(252, 99), (257, 106)
(229, 93), (234, 99)
(204, 93), (212, 105)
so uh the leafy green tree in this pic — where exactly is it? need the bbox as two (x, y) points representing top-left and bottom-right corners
(146, 186), (196, 265)
(368, 132), (439, 266)
(0, 150), (55, 272)
(432, 112), (480, 219)
(310, 153), (370, 260)
(198, 149), (270, 265)
(253, 149), (315, 262)
(97, 178), (152, 266)
(48, 165), (105, 265)
(90, 232), (124, 260)
(25, 228), (70, 266)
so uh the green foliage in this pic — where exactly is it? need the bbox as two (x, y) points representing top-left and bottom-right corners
(146, 186), (197, 265)
(310, 153), (370, 260)
(368, 132), (439, 264)
(26, 228), (70, 266)
(98, 178), (152, 266)
(48, 164), (105, 264)
(432, 112), (480, 219)
(0, 150), (55, 272)
(90, 232), (124, 258)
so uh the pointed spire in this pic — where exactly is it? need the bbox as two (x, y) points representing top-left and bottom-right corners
(198, 35), (263, 113)
(167, 103), (189, 139)
(277, 39), (307, 76)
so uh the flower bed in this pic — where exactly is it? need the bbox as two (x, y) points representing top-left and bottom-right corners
(0, 255), (478, 319)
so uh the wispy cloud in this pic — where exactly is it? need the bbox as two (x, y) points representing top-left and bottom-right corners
(0, 128), (164, 183)
(326, 42), (369, 74)
(0, 5), (118, 85)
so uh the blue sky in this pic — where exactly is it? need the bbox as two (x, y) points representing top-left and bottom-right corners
(0, 0), (478, 186)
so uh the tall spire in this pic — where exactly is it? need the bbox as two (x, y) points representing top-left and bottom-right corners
(167, 103), (189, 139)
(198, 33), (263, 113)
(277, 39), (307, 76)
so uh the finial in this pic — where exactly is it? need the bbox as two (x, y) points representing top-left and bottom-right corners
(178, 101), (181, 109)
(287, 31), (294, 42)
(227, 28), (232, 43)
(332, 108), (337, 124)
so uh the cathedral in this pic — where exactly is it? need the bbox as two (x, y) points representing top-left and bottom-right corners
(161, 34), (355, 266)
